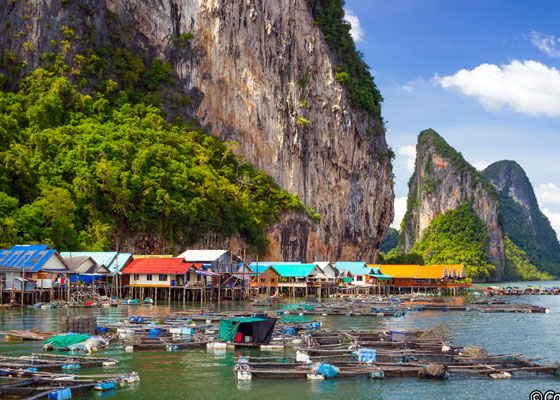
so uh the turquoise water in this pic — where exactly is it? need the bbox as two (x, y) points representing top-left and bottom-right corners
(1, 287), (560, 399)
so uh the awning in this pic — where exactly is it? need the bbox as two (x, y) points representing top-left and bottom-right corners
(218, 317), (277, 344)
(372, 274), (393, 281)
(195, 270), (220, 276)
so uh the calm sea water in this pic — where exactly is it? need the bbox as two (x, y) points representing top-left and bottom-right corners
(2, 282), (560, 399)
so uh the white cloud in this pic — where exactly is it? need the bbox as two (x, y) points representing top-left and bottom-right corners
(435, 60), (560, 117)
(527, 30), (560, 57)
(398, 145), (416, 172)
(472, 161), (490, 171)
(399, 76), (425, 93)
(343, 9), (364, 43)
(542, 208), (560, 239)
(391, 196), (408, 229)
(536, 183), (560, 206)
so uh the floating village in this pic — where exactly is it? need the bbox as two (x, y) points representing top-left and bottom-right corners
(0, 245), (558, 399)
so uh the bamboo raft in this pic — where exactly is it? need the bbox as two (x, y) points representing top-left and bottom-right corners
(2, 329), (56, 341)
(233, 323), (560, 381)
(0, 353), (139, 399)
(0, 353), (119, 371)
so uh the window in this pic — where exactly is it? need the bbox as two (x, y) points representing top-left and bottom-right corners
(25, 272), (32, 278)
(260, 278), (265, 283)
(134, 274), (139, 281)
(271, 278), (275, 283)
(146, 274), (152, 281)
(196, 274), (201, 282)
(356, 276), (363, 281)
(159, 274), (167, 281)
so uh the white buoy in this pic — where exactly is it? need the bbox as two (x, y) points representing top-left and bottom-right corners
(102, 361), (117, 367)
(237, 371), (252, 381)
(489, 371), (512, 380)
(124, 345), (134, 352)
(441, 345), (451, 352)
(296, 351), (311, 363)
(307, 373), (324, 380)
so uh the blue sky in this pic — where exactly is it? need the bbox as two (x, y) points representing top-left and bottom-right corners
(343, 0), (560, 236)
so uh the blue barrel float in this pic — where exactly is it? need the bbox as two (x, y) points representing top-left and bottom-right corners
(149, 329), (162, 338)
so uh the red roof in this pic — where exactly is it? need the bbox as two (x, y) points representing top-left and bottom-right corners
(121, 258), (203, 275)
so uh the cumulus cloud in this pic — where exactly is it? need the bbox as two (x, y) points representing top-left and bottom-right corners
(343, 9), (364, 43)
(527, 30), (560, 57)
(542, 208), (560, 239)
(398, 145), (416, 172)
(472, 161), (490, 171)
(536, 183), (560, 206)
(391, 196), (408, 229)
(435, 60), (560, 117)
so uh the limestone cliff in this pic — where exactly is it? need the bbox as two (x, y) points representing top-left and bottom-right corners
(398, 129), (505, 276)
(0, 0), (393, 261)
(483, 161), (560, 275)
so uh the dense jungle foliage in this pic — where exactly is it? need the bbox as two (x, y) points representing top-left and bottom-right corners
(0, 63), (315, 253)
(411, 203), (499, 281)
(379, 227), (399, 253)
(503, 237), (554, 281)
(307, 0), (383, 120)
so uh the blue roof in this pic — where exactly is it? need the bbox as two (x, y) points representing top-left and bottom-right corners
(60, 252), (133, 274)
(271, 264), (317, 277)
(334, 262), (369, 275)
(249, 261), (303, 274)
(0, 245), (63, 272)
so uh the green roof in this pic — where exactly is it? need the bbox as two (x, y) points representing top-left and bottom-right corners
(271, 264), (317, 277)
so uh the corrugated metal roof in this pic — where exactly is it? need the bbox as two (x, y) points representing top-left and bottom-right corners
(271, 264), (317, 277)
(63, 256), (97, 273)
(0, 245), (68, 272)
(334, 262), (368, 275)
(60, 252), (133, 274)
(177, 250), (229, 261)
(122, 258), (203, 275)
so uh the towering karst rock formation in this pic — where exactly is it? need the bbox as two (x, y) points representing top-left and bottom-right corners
(398, 129), (506, 277)
(0, 0), (394, 261)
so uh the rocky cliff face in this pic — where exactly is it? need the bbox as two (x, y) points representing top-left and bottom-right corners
(399, 129), (505, 275)
(483, 161), (560, 275)
(0, 0), (393, 261)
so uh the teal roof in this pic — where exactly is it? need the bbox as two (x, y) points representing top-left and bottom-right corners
(334, 262), (368, 275)
(60, 252), (133, 274)
(271, 264), (317, 277)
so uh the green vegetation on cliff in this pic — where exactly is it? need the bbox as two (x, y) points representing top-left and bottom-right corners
(0, 65), (313, 252)
(417, 129), (499, 201)
(307, 0), (383, 120)
(412, 203), (498, 281)
(503, 237), (554, 281)
(483, 161), (560, 276)
(379, 227), (399, 253)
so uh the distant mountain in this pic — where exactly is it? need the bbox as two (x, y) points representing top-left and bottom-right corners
(483, 161), (560, 276)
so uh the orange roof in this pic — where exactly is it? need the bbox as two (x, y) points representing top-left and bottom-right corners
(378, 264), (465, 279)
(416, 265), (448, 279)
(378, 265), (420, 279)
